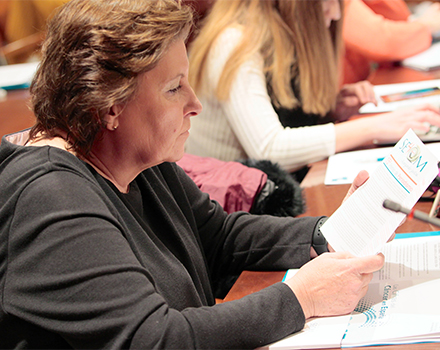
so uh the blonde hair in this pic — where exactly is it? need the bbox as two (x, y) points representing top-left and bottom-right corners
(189, 0), (343, 116)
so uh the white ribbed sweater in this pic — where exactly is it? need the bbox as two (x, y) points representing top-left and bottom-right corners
(186, 27), (336, 172)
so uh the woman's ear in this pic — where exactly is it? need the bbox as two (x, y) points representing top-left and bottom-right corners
(102, 104), (123, 131)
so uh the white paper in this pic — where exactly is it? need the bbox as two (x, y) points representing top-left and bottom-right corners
(261, 232), (440, 349)
(359, 79), (440, 114)
(0, 61), (40, 90)
(341, 233), (440, 347)
(324, 142), (440, 185)
(325, 147), (392, 185)
(260, 315), (351, 350)
(322, 129), (439, 257)
(402, 41), (440, 72)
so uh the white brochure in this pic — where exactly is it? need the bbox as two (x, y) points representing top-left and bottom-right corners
(324, 143), (440, 185)
(321, 129), (439, 257)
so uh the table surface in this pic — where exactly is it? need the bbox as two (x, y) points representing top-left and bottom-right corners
(0, 89), (34, 138)
(223, 65), (440, 349)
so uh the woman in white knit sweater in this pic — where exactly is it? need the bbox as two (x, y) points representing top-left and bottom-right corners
(186, 0), (440, 176)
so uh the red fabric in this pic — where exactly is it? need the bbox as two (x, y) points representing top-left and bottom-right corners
(343, 0), (432, 83)
(177, 153), (267, 213)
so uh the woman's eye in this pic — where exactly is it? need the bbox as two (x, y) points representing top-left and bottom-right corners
(169, 85), (182, 94)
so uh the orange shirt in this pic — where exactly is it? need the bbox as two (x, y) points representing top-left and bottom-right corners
(343, 0), (432, 84)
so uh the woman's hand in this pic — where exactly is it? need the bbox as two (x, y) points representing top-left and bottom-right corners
(342, 170), (369, 203)
(335, 81), (377, 121)
(368, 104), (440, 145)
(285, 252), (384, 319)
(335, 103), (440, 154)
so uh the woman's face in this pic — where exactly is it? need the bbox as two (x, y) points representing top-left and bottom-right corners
(116, 39), (202, 168)
(322, 0), (341, 28)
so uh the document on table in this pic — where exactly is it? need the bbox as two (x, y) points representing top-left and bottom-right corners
(261, 231), (440, 349)
(324, 142), (440, 185)
(342, 232), (440, 347)
(322, 129), (438, 257)
(325, 147), (392, 185)
(401, 41), (440, 72)
(0, 61), (40, 90)
(359, 79), (440, 114)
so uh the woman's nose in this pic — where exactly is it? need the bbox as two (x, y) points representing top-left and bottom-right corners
(186, 88), (203, 117)
(329, 0), (341, 22)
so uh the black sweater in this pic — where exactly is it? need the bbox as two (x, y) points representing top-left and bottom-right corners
(0, 132), (320, 349)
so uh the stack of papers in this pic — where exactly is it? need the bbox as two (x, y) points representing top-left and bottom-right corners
(262, 232), (440, 349)
(0, 61), (40, 90)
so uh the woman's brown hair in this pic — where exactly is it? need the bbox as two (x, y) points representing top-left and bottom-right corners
(30, 0), (193, 156)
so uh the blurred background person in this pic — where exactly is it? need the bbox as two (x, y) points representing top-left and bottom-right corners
(343, 0), (440, 84)
(187, 0), (440, 181)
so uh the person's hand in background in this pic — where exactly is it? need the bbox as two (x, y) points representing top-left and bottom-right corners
(334, 81), (377, 121)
